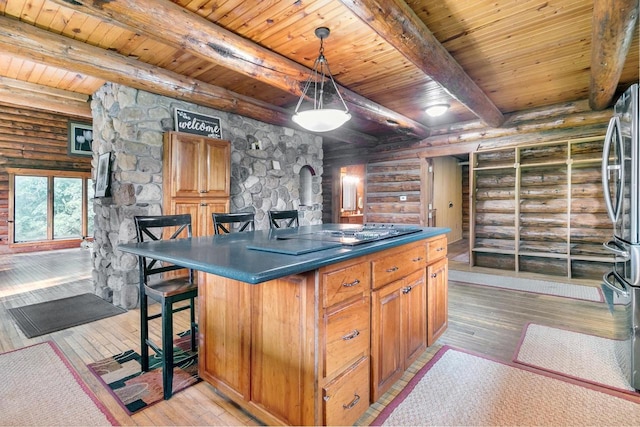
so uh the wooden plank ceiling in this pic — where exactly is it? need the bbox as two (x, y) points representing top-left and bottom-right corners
(0, 0), (637, 146)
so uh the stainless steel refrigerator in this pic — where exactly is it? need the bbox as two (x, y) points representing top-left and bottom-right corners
(602, 83), (640, 391)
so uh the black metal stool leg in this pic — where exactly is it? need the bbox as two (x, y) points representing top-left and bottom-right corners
(190, 296), (197, 351)
(162, 298), (174, 400)
(140, 294), (150, 372)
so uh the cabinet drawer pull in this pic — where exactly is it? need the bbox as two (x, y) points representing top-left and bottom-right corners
(412, 256), (423, 262)
(199, 190), (207, 193)
(402, 286), (412, 294)
(342, 329), (360, 341)
(436, 247), (444, 252)
(431, 273), (437, 278)
(386, 266), (399, 273)
(200, 203), (207, 206)
(342, 393), (361, 410)
(342, 279), (360, 288)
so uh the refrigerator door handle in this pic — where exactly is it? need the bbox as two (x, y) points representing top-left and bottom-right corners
(602, 269), (629, 298)
(602, 116), (624, 223)
(603, 239), (630, 260)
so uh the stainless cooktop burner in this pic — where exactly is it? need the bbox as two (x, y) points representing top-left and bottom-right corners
(279, 224), (422, 246)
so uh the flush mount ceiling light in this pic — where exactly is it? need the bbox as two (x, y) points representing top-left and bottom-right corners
(292, 27), (351, 133)
(425, 103), (450, 117)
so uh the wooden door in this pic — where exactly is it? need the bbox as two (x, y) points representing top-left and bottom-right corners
(402, 269), (427, 369)
(427, 258), (449, 345)
(371, 279), (404, 401)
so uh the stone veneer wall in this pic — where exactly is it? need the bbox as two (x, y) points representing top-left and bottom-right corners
(91, 83), (323, 309)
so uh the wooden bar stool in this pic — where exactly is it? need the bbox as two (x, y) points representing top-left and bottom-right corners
(134, 214), (198, 400)
(268, 209), (299, 229)
(212, 212), (255, 234)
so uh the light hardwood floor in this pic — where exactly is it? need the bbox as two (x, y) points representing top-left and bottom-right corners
(0, 247), (620, 426)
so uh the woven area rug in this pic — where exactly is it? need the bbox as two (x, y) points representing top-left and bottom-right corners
(372, 346), (640, 426)
(88, 332), (200, 414)
(448, 269), (603, 302)
(8, 293), (126, 338)
(0, 341), (117, 426)
(514, 323), (636, 394)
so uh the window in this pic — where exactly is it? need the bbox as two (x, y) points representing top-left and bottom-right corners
(9, 169), (93, 245)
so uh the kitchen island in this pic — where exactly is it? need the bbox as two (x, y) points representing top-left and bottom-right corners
(119, 224), (449, 426)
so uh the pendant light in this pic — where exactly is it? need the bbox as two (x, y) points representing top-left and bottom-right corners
(292, 27), (351, 133)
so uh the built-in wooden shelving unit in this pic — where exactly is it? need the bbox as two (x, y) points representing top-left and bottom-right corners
(470, 136), (613, 279)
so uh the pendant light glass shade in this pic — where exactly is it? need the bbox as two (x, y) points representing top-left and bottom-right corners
(292, 27), (351, 133)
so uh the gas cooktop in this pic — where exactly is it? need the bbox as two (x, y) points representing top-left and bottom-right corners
(278, 224), (422, 246)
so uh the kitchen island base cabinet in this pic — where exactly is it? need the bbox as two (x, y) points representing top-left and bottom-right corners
(195, 232), (448, 425)
(198, 273), (316, 426)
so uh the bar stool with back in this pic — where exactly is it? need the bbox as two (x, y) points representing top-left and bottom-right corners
(212, 212), (255, 234)
(268, 209), (299, 229)
(134, 214), (198, 400)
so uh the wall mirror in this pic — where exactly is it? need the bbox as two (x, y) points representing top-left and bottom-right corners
(342, 175), (357, 211)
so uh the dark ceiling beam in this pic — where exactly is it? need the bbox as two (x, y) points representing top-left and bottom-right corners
(0, 15), (376, 145)
(589, 0), (639, 110)
(50, 0), (431, 139)
(339, 0), (505, 128)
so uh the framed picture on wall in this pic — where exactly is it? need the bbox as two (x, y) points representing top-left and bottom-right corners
(95, 152), (111, 197)
(68, 120), (93, 156)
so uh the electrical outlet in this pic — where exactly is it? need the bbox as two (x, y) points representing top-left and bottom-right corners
(400, 195), (407, 201)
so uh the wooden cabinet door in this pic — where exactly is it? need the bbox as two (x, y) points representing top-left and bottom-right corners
(168, 132), (203, 198)
(402, 269), (427, 368)
(200, 199), (229, 236)
(371, 279), (404, 401)
(170, 199), (228, 237)
(427, 258), (448, 345)
(202, 138), (231, 197)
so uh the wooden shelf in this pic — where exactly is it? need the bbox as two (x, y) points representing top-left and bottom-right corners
(470, 135), (609, 280)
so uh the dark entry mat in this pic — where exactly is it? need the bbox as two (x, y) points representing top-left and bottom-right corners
(8, 293), (126, 338)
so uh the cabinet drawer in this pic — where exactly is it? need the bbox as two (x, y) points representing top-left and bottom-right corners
(323, 357), (370, 427)
(324, 297), (370, 379)
(372, 243), (426, 289)
(322, 261), (370, 307)
(426, 235), (447, 262)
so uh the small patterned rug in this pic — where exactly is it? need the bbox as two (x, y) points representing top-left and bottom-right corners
(372, 346), (640, 426)
(87, 331), (200, 414)
(514, 323), (637, 394)
(448, 269), (603, 302)
(0, 341), (117, 426)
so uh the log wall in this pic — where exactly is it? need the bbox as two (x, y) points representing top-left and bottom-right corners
(0, 102), (91, 253)
(365, 158), (422, 224)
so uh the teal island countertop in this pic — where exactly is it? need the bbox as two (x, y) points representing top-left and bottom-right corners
(118, 223), (450, 284)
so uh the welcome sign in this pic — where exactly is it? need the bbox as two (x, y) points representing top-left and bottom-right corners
(174, 108), (222, 138)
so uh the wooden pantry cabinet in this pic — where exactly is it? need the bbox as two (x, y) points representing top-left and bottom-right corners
(163, 131), (230, 235)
